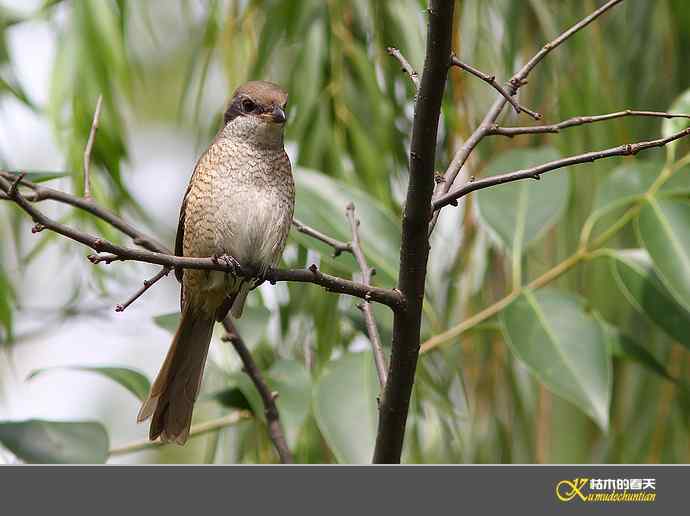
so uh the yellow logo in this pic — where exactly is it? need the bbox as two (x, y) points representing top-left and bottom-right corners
(555, 477), (656, 503)
(556, 478), (589, 502)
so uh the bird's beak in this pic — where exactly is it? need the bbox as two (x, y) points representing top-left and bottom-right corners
(271, 106), (287, 124)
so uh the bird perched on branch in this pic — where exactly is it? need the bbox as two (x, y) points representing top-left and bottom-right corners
(138, 81), (294, 444)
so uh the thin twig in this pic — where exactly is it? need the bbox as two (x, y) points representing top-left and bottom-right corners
(450, 54), (541, 120)
(515, 0), (625, 84)
(83, 95), (103, 199)
(386, 47), (420, 89)
(433, 127), (690, 210)
(292, 218), (352, 257)
(488, 110), (690, 137)
(345, 203), (387, 389)
(7, 172), (25, 198)
(0, 175), (405, 310)
(108, 411), (250, 456)
(429, 0), (625, 235)
(114, 267), (171, 312)
(221, 317), (294, 464)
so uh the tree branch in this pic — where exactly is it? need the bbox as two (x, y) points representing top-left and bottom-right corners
(221, 317), (294, 464)
(488, 110), (690, 137)
(83, 95), (103, 200)
(386, 47), (419, 89)
(109, 411), (250, 456)
(0, 174), (404, 310)
(0, 171), (169, 254)
(450, 54), (541, 120)
(433, 127), (690, 210)
(345, 203), (387, 390)
(114, 267), (171, 312)
(373, 0), (455, 464)
(428, 0), (625, 234)
(292, 218), (351, 257)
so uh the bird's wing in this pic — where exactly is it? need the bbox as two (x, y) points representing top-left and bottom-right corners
(174, 180), (191, 284)
(175, 152), (207, 285)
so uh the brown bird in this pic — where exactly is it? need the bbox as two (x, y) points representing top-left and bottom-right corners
(137, 81), (294, 444)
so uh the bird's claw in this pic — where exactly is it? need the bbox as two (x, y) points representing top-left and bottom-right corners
(256, 266), (273, 286)
(212, 254), (242, 276)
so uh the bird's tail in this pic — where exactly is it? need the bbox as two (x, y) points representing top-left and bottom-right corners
(230, 282), (252, 318)
(137, 304), (215, 444)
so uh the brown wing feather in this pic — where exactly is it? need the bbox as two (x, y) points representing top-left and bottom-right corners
(174, 182), (190, 284)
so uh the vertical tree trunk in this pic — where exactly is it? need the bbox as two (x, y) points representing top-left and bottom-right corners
(373, 0), (456, 464)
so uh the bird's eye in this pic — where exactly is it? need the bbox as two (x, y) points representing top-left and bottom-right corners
(242, 99), (257, 113)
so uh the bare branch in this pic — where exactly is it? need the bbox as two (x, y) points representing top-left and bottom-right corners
(83, 95), (103, 199)
(450, 54), (541, 120)
(0, 175), (404, 310)
(292, 218), (352, 257)
(345, 203), (387, 390)
(386, 47), (420, 89)
(0, 171), (169, 254)
(489, 110), (690, 137)
(114, 267), (171, 312)
(109, 411), (250, 456)
(221, 317), (293, 464)
(429, 0), (626, 235)
(514, 0), (625, 85)
(433, 127), (690, 211)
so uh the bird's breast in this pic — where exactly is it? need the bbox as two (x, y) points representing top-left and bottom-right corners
(211, 149), (293, 271)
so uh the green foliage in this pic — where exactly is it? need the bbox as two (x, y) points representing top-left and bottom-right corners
(605, 249), (690, 350)
(0, 420), (109, 464)
(637, 198), (690, 312)
(27, 366), (150, 402)
(476, 147), (569, 254)
(313, 351), (379, 464)
(500, 289), (611, 430)
(1, 0), (690, 464)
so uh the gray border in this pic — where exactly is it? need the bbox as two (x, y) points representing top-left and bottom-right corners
(0, 465), (685, 514)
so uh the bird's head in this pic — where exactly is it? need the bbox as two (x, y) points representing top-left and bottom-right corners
(223, 80), (288, 148)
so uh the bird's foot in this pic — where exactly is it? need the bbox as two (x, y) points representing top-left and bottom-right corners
(212, 253), (243, 276)
(255, 266), (273, 287)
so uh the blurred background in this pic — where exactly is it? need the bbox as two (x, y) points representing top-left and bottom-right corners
(1, 0), (689, 464)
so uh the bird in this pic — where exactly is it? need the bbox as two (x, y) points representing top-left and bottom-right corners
(137, 80), (294, 444)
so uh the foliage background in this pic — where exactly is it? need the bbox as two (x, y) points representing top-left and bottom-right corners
(1, 0), (689, 463)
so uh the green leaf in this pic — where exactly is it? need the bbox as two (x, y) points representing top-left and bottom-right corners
(154, 305), (270, 350)
(662, 89), (690, 161)
(2, 170), (70, 183)
(313, 351), (379, 463)
(233, 305), (271, 350)
(227, 359), (311, 451)
(500, 288), (611, 430)
(586, 161), (690, 241)
(203, 387), (253, 412)
(27, 366), (150, 402)
(476, 147), (569, 253)
(591, 160), (690, 217)
(293, 168), (400, 287)
(267, 360), (311, 449)
(605, 249), (690, 350)
(637, 198), (690, 312)
(0, 420), (109, 464)
(0, 266), (13, 344)
(592, 161), (661, 214)
(153, 312), (178, 333)
(599, 319), (672, 380)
